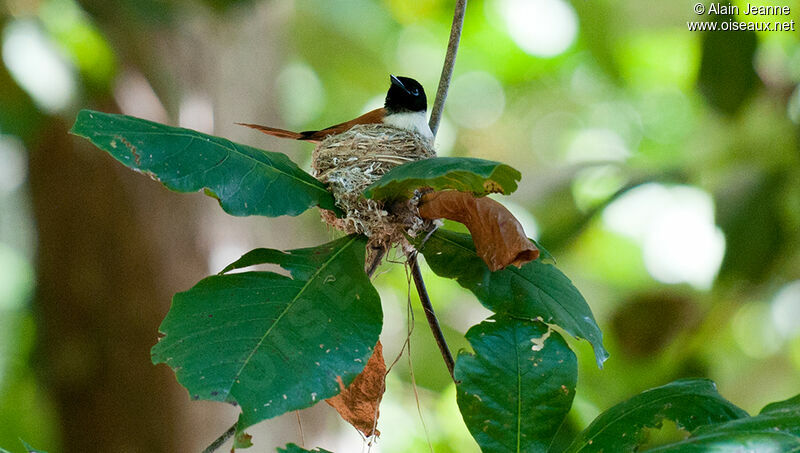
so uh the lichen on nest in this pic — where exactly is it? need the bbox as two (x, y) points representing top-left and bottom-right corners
(311, 124), (438, 254)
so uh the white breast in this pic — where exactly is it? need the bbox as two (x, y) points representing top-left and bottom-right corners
(382, 111), (434, 141)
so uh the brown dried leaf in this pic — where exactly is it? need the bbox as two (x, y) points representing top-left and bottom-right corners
(418, 191), (539, 271)
(326, 341), (386, 437)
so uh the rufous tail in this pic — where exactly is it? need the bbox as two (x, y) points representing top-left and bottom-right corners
(236, 123), (308, 140)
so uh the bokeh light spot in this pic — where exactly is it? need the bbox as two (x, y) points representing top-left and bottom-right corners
(571, 165), (627, 211)
(732, 302), (783, 358)
(113, 70), (168, 123)
(434, 117), (457, 156)
(0, 243), (34, 311)
(2, 19), (78, 113)
(0, 135), (27, 195)
(447, 71), (505, 129)
(275, 62), (325, 127)
(498, 0), (578, 58)
(771, 280), (800, 339)
(603, 184), (725, 289)
(395, 25), (444, 82)
(566, 128), (630, 163)
(179, 95), (214, 134)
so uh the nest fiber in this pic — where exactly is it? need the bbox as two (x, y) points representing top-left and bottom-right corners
(312, 124), (437, 251)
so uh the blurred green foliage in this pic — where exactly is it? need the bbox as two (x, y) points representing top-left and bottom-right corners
(1, 0), (799, 451)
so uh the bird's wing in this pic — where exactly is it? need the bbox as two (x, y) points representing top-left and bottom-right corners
(299, 108), (387, 141)
(237, 108), (387, 143)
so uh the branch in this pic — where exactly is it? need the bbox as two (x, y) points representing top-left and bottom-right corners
(201, 425), (235, 453)
(409, 252), (456, 381)
(428, 0), (468, 137)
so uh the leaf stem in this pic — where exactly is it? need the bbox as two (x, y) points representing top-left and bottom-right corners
(201, 425), (235, 453)
(428, 0), (468, 137)
(409, 252), (456, 381)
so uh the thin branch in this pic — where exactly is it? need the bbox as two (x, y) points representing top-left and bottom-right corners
(201, 425), (235, 453)
(365, 247), (386, 277)
(409, 252), (456, 381)
(428, 0), (468, 136)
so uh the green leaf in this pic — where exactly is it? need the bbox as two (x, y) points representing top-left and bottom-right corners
(761, 394), (800, 415)
(689, 395), (800, 438)
(645, 395), (800, 452)
(417, 229), (608, 367)
(697, 14), (759, 115)
(564, 379), (749, 453)
(455, 316), (577, 453)
(70, 110), (338, 217)
(150, 235), (382, 431)
(363, 157), (521, 200)
(277, 444), (334, 453)
(531, 238), (554, 263)
(644, 431), (800, 452)
(220, 248), (294, 274)
(715, 171), (786, 285)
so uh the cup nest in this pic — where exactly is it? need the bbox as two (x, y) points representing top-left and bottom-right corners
(312, 124), (438, 254)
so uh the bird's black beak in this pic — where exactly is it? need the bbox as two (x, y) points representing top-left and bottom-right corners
(390, 74), (409, 93)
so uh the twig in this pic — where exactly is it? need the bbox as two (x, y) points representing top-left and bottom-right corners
(428, 0), (468, 136)
(201, 425), (235, 453)
(295, 410), (305, 447)
(365, 247), (386, 277)
(408, 252), (456, 381)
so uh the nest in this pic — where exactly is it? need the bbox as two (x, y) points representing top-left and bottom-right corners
(312, 124), (437, 256)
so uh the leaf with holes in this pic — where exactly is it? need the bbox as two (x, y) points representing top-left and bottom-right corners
(456, 316), (577, 453)
(363, 157), (521, 200)
(277, 444), (334, 453)
(564, 379), (749, 452)
(417, 229), (608, 367)
(645, 394), (800, 452)
(70, 109), (338, 217)
(645, 431), (800, 452)
(150, 235), (382, 432)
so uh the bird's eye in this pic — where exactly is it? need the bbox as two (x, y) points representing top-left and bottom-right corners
(411, 89), (420, 96)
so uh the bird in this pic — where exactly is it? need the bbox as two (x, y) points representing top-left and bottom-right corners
(238, 75), (433, 143)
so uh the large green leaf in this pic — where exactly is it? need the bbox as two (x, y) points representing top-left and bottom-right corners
(645, 395), (800, 452)
(697, 14), (759, 115)
(645, 431), (800, 452)
(70, 110), (337, 217)
(417, 229), (608, 367)
(277, 444), (334, 453)
(363, 157), (521, 200)
(761, 394), (800, 415)
(150, 235), (382, 431)
(455, 316), (577, 453)
(690, 393), (800, 437)
(564, 379), (749, 453)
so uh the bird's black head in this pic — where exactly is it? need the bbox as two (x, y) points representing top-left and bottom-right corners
(385, 75), (427, 113)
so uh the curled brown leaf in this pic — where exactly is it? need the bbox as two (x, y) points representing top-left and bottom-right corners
(326, 341), (385, 437)
(418, 191), (539, 271)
